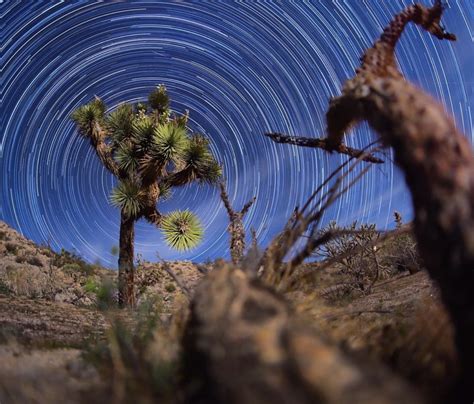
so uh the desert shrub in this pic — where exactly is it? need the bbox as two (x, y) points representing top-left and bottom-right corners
(62, 263), (82, 274)
(4, 265), (49, 298)
(94, 278), (117, 310)
(0, 230), (7, 241)
(84, 277), (101, 294)
(0, 279), (11, 295)
(15, 255), (27, 264)
(26, 255), (43, 267)
(165, 283), (176, 293)
(5, 242), (19, 255)
(314, 221), (385, 296)
(84, 296), (178, 402)
(382, 232), (421, 275)
(52, 248), (97, 276)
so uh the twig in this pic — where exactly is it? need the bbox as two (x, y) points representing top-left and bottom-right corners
(158, 258), (191, 297)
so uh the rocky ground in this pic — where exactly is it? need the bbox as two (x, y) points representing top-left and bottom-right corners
(0, 221), (458, 403)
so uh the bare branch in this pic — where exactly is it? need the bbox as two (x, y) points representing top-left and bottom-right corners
(265, 132), (384, 164)
(219, 181), (234, 218)
(240, 196), (256, 215)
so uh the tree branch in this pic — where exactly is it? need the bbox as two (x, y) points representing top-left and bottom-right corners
(265, 132), (384, 164)
(219, 181), (235, 218)
(89, 122), (122, 177)
(240, 196), (256, 215)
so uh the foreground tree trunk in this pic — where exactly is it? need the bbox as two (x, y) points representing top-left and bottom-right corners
(264, 3), (472, 399)
(182, 264), (420, 404)
(118, 212), (135, 308)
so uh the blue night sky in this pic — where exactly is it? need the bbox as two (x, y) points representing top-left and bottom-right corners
(1, 1), (473, 267)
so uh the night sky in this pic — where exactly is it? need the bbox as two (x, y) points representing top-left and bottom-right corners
(2, 1), (473, 267)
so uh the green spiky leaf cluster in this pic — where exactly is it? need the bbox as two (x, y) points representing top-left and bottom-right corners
(161, 210), (203, 251)
(106, 104), (134, 145)
(115, 145), (139, 175)
(184, 135), (222, 183)
(70, 97), (105, 134)
(150, 122), (188, 164)
(110, 181), (143, 218)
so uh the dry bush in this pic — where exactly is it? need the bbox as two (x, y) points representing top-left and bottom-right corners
(52, 248), (97, 276)
(5, 242), (19, 255)
(3, 264), (50, 298)
(311, 217), (422, 303)
(84, 296), (185, 403)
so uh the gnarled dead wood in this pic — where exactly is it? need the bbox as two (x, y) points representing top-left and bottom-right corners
(219, 181), (256, 265)
(309, 1), (472, 399)
(182, 264), (420, 404)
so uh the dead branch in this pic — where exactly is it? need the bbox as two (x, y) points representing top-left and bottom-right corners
(265, 132), (384, 164)
(219, 181), (256, 265)
(159, 259), (191, 297)
(302, 1), (472, 398)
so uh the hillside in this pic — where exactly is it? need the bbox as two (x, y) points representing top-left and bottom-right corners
(0, 221), (457, 403)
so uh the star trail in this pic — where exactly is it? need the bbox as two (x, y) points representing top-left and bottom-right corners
(1, 1), (473, 267)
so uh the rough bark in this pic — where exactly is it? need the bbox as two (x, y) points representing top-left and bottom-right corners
(118, 212), (135, 308)
(182, 264), (420, 404)
(317, 1), (472, 400)
(265, 133), (384, 164)
(219, 181), (256, 265)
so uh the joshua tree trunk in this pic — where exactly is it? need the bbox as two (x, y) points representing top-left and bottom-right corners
(118, 212), (135, 308)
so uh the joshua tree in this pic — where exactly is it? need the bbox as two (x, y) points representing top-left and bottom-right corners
(71, 86), (221, 307)
(219, 181), (255, 265)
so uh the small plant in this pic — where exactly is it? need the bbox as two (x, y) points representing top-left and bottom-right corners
(84, 277), (101, 294)
(84, 295), (178, 402)
(165, 283), (176, 293)
(26, 255), (43, 267)
(53, 249), (96, 276)
(5, 242), (18, 255)
(0, 279), (11, 295)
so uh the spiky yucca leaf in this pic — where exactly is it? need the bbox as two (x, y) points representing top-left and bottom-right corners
(110, 181), (143, 218)
(71, 98), (105, 135)
(151, 123), (188, 164)
(148, 85), (170, 112)
(184, 135), (222, 184)
(132, 115), (154, 141)
(115, 145), (139, 175)
(161, 210), (203, 251)
(106, 104), (134, 144)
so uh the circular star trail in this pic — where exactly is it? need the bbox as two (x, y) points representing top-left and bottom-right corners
(2, 1), (473, 267)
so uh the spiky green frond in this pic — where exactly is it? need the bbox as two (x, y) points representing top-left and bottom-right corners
(115, 145), (139, 175)
(199, 159), (222, 184)
(161, 210), (203, 251)
(132, 115), (155, 143)
(184, 135), (222, 184)
(148, 85), (170, 112)
(151, 123), (188, 164)
(110, 181), (143, 218)
(71, 98), (106, 135)
(106, 104), (134, 144)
